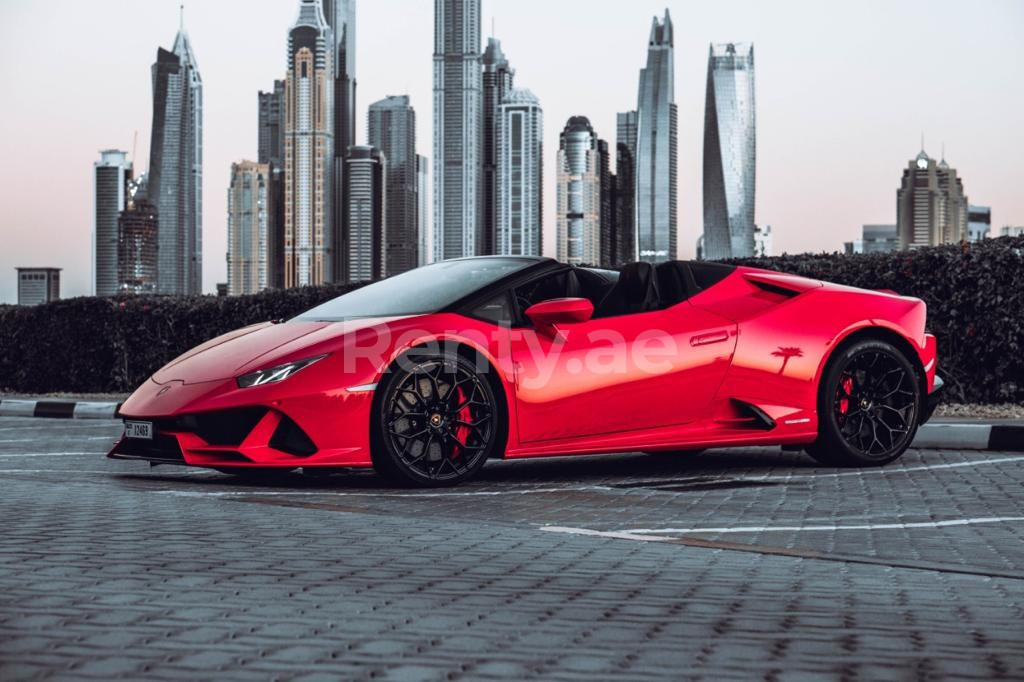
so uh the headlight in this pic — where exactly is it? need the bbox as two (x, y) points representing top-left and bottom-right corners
(236, 354), (328, 388)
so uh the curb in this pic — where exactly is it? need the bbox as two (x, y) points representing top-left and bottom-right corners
(0, 399), (121, 420)
(1, 400), (1022, 451)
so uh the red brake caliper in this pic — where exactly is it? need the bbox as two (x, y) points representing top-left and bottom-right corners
(837, 375), (854, 421)
(452, 386), (472, 460)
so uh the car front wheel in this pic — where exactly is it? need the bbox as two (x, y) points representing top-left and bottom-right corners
(806, 339), (921, 466)
(372, 351), (500, 487)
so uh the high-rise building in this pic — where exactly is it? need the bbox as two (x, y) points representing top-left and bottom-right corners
(482, 37), (515, 256)
(16, 268), (61, 306)
(322, 0), (356, 282)
(967, 205), (991, 242)
(433, 0), (482, 261)
(597, 139), (616, 267)
(368, 95), (418, 275)
(897, 149), (968, 249)
(258, 81), (286, 289)
(556, 117), (602, 266)
(227, 161), (270, 296)
(614, 111), (638, 266)
(284, 0), (335, 287)
(999, 226), (1024, 238)
(345, 146), (386, 282)
(118, 174), (158, 294)
(416, 155), (430, 267)
(635, 10), (677, 263)
(496, 89), (543, 256)
(148, 17), (202, 295)
(94, 149), (132, 296)
(703, 42), (756, 260)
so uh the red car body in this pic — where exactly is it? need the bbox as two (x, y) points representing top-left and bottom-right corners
(109, 258), (940, 473)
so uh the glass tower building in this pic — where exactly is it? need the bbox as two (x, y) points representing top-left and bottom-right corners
(635, 10), (677, 263)
(322, 0), (356, 281)
(482, 37), (515, 257)
(284, 0), (335, 286)
(433, 0), (482, 261)
(702, 42), (756, 260)
(556, 117), (602, 266)
(227, 161), (270, 296)
(94, 149), (132, 296)
(344, 146), (386, 283)
(148, 20), (203, 295)
(496, 88), (543, 256)
(368, 95), (418, 276)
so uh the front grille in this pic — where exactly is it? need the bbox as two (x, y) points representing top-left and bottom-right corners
(156, 407), (268, 446)
(113, 432), (185, 463)
(269, 415), (318, 456)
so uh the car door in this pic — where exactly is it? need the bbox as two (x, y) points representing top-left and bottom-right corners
(510, 301), (737, 443)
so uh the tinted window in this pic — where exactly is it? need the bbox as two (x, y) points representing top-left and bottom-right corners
(471, 293), (513, 325)
(296, 259), (536, 320)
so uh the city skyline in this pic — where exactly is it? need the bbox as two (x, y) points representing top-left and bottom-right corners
(2, 0), (1023, 302)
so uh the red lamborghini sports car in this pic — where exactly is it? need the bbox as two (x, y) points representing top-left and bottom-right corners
(109, 257), (943, 486)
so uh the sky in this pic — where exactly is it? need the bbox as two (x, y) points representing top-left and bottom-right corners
(0, 0), (1022, 303)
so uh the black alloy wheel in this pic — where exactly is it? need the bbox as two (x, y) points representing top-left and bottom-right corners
(373, 352), (499, 486)
(807, 339), (921, 466)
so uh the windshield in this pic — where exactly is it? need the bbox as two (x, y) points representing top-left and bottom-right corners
(295, 258), (539, 321)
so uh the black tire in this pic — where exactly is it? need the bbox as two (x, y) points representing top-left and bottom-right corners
(643, 449), (706, 457)
(806, 339), (921, 466)
(371, 351), (501, 487)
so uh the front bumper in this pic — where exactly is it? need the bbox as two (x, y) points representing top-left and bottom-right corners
(920, 374), (944, 425)
(107, 376), (375, 469)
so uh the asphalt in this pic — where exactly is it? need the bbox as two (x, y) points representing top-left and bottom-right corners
(1, 416), (1022, 680)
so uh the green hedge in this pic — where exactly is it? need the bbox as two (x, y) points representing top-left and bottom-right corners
(0, 284), (360, 394)
(726, 236), (1024, 404)
(2, 238), (1022, 402)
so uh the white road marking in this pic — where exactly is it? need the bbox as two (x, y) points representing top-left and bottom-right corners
(0, 452), (103, 458)
(0, 436), (115, 444)
(542, 516), (1024, 538)
(735, 455), (1024, 483)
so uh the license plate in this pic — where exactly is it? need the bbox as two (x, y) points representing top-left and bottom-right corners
(124, 421), (153, 440)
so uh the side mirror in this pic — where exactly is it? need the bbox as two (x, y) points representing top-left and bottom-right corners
(525, 298), (594, 331)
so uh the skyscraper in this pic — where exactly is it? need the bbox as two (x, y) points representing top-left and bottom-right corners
(433, 0), (482, 261)
(94, 149), (132, 296)
(614, 111), (638, 265)
(495, 89), (543, 256)
(258, 81), (286, 289)
(148, 17), (203, 295)
(556, 117), (602, 266)
(118, 174), (158, 294)
(227, 161), (270, 296)
(482, 37), (515, 256)
(284, 0), (335, 287)
(702, 42), (756, 261)
(344, 146), (386, 282)
(368, 95), (417, 275)
(416, 155), (430, 266)
(597, 139), (616, 267)
(635, 10), (677, 263)
(322, 0), (356, 281)
(897, 148), (968, 249)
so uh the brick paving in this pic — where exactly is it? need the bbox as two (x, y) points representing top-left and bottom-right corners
(0, 416), (1022, 680)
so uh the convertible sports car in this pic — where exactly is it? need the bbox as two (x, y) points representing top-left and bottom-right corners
(109, 257), (943, 486)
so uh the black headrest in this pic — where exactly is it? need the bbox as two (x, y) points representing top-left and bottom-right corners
(595, 261), (661, 317)
(655, 261), (700, 306)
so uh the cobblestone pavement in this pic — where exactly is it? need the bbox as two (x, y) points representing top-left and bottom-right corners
(1, 416), (1022, 681)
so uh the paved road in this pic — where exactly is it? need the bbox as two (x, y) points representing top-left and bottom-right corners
(1, 416), (1022, 681)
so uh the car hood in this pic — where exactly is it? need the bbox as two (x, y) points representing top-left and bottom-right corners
(152, 317), (413, 385)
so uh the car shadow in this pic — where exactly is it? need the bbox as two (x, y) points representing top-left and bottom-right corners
(111, 447), (819, 491)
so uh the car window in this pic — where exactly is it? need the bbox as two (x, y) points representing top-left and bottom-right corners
(471, 293), (513, 325)
(295, 258), (536, 320)
(513, 272), (572, 320)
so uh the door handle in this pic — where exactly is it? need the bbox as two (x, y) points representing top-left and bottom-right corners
(690, 330), (730, 347)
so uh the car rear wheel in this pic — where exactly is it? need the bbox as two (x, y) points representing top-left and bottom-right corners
(806, 339), (921, 466)
(372, 352), (499, 487)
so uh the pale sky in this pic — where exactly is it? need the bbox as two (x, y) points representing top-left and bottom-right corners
(1, 0), (1022, 303)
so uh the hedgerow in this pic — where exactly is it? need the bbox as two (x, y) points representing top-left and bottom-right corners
(1, 237), (1021, 402)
